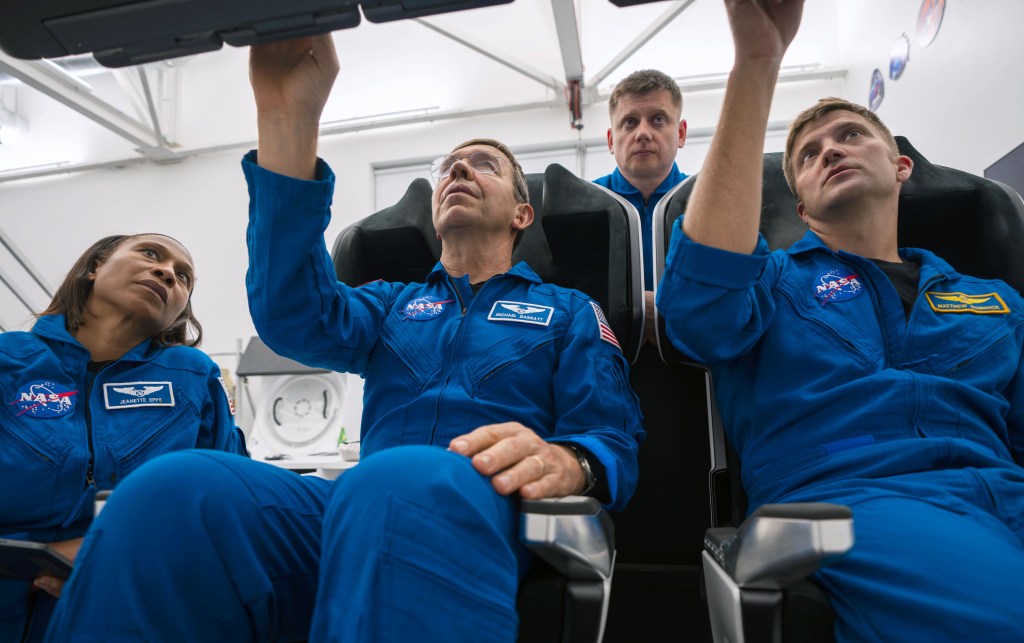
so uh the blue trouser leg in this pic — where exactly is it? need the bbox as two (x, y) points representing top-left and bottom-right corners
(0, 579), (32, 642)
(309, 445), (523, 643)
(786, 466), (1024, 643)
(45, 446), (524, 642)
(44, 451), (331, 642)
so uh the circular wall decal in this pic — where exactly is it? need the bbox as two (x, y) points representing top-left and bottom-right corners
(916, 0), (946, 47)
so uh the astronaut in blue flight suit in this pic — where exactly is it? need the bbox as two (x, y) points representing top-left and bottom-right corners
(0, 234), (246, 642)
(594, 68), (689, 343)
(657, 1), (1024, 641)
(45, 34), (643, 643)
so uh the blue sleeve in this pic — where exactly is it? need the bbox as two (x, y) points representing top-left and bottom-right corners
(196, 362), (248, 456)
(547, 297), (645, 511)
(242, 152), (403, 374)
(656, 217), (780, 365)
(1004, 325), (1024, 467)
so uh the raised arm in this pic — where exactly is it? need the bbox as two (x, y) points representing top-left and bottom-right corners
(245, 35), (397, 373)
(250, 34), (339, 180)
(682, 0), (804, 254)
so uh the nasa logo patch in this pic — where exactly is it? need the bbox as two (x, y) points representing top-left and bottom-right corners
(103, 382), (175, 410)
(11, 381), (78, 418)
(813, 268), (863, 305)
(403, 296), (454, 321)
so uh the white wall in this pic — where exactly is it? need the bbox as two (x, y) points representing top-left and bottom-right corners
(833, 0), (1024, 176)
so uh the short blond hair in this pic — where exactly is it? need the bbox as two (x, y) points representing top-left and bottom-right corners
(450, 138), (529, 204)
(783, 97), (899, 196)
(608, 69), (682, 120)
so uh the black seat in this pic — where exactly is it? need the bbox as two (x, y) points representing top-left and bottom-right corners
(653, 136), (1024, 643)
(333, 163), (645, 363)
(331, 162), (643, 643)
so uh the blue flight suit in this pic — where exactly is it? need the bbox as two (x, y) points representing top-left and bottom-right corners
(1, 314), (246, 642)
(44, 154), (644, 642)
(594, 163), (688, 287)
(658, 223), (1024, 641)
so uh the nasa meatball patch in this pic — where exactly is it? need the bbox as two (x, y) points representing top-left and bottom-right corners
(813, 268), (863, 305)
(11, 381), (78, 418)
(402, 296), (454, 320)
(103, 381), (175, 409)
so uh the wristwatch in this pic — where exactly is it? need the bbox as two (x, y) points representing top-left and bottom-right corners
(563, 444), (596, 496)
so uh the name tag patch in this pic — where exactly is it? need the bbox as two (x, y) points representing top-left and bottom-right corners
(487, 301), (554, 326)
(925, 291), (1010, 314)
(104, 382), (175, 409)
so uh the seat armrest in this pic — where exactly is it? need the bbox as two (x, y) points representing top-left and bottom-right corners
(94, 490), (112, 517)
(521, 496), (616, 643)
(714, 503), (853, 590)
(520, 496), (614, 581)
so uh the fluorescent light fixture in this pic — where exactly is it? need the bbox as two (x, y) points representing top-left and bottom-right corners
(673, 63), (845, 92)
(0, 160), (70, 175)
(320, 106), (440, 128)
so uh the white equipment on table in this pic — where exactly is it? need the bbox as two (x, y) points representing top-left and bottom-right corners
(237, 337), (360, 479)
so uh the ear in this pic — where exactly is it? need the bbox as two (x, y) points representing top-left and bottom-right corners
(87, 259), (102, 281)
(606, 128), (614, 154)
(677, 119), (687, 148)
(796, 200), (809, 223)
(895, 155), (914, 185)
(513, 203), (535, 231)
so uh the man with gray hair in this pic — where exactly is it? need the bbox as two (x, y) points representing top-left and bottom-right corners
(46, 34), (644, 643)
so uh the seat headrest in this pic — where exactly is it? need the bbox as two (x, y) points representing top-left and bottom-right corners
(331, 177), (439, 286)
(333, 163), (644, 360)
(658, 137), (1024, 293)
(895, 136), (1024, 292)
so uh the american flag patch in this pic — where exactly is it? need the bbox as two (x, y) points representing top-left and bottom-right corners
(590, 301), (620, 350)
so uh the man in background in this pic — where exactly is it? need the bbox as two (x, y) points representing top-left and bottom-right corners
(594, 69), (688, 342)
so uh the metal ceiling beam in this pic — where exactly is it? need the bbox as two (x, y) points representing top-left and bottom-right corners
(550, 0), (583, 81)
(414, 18), (564, 93)
(0, 263), (39, 318)
(138, 67), (168, 146)
(588, 0), (698, 88)
(0, 60), (840, 184)
(0, 229), (53, 298)
(0, 99), (564, 183)
(0, 157), (149, 184)
(0, 52), (178, 161)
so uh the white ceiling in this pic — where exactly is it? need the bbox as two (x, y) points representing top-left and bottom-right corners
(0, 0), (842, 182)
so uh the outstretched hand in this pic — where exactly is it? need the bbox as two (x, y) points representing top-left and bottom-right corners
(250, 34), (339, 179)
(250, 34), (339, 124)
(450, 423), (586, 499)
(725, 0), (805, 63)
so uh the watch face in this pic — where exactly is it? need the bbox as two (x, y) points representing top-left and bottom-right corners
(567, 445), (596, 493)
